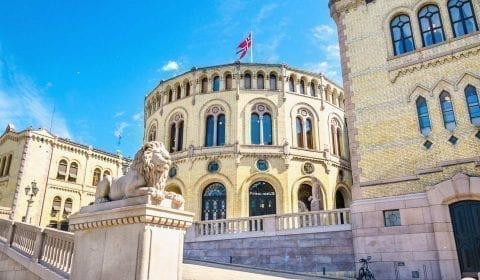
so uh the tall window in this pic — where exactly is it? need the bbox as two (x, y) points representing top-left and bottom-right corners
(251, 104), (272, 145)
(212, 76), (220, 91)
(63, 198), (73, 217)
(465, 85), (480, 125)
(249, 181), (276, 216)
(57, 160), (68, 180)
(176, 85), (181, 100)
(202, 183), (226, 220)
(257, 74), (264, 89)
(103, 170), (110, 178)
(269, 74), (277, 90)
(391, 15), (415, 55)
(51, 196), (62, 218)
(448, 0), (478, 37)
(185, 82), (191, 97)
(296, 109), (314, 149)
(330, 119), (343, 157)
(168, 89), (173, 103)
(169, 113), (185, 152)
(148, 125), (157, 141)
(92, 168), (101, 186)
(299, 80), (305, 95)
(416, 97), (432, 135)
(310, 83), (316, 97)
(244, 73), (252, 89)
(201, 77), (208, 93)
(205, 106), (226, 147)
(439, 91), (456, 130)
(418, 5), (445, 46)
(225, 74), (232, 90)
(3, 154), (11, 176)
(289, 76), (295, 92)
(0, 157), (4, 177)
(68, 162), (78, 183)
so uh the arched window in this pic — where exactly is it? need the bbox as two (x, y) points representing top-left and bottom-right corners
(202, 183), (226, 220)
(185, 82), (191, 97)
(310, 83), (316, 97)
(269, 74), (277, 90)
(169, 113), (185, 152)
(335, 189), (346, 209)
(63, 198), (73, 217)
(249, 181), (276, 216)
(289, 76), (295, 92)
(212, 76), (220, 92)
(225, 74), (232, 90)
(103, 170), (110, 178)
(176, 85), (181, 100)
(92, 168), (101, 186)
(244, 73), (252, 89)
(391, 15), (415, 55)
(0, 157), (4, 177)
(166, 185), (182, 195)
(330, 118), (342, 156)
(68, 162), (78, 183)
(251, 104), (272, 145)
(201, 77), (208, 93)
(299, 80), (305, 95)
(416, 97), (432, 135)
(465, 85), (480, 125)
(298, 184), (312, 212)
(257, 74), (264, 89)
(57, 159), (68, 180)
(168, 89), (173, 103)
(448, 0), (478, 37)
(148, 125), (157, 141)
(4, 154), (12, 176)
(418, 5), (445, 46)
(296, 109), (314, 149)
(439, 91), (456, 130)
(205, 106), (226, 147)
(51, 196), (62, 218)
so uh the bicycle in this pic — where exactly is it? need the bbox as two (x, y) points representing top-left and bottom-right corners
(357, 256), (375, 280)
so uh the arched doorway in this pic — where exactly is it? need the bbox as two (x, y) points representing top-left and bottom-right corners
(335, 189), (346, 209)
(202, 183), (226, 220)
(298, 184), (312, 212)
(249, 181), (276, 216)
(449, 200), (480, 276)
(166, 185), (182, 195)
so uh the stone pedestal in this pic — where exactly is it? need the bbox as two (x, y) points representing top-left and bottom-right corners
(69, 195), (194, 280)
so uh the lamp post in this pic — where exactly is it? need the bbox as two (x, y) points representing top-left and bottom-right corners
(24, 181), (39, 223)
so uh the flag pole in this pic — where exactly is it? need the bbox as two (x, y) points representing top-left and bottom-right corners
(250, 31), (253, 63)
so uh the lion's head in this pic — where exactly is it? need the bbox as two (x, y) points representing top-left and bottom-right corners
(131, 141), (171, 190)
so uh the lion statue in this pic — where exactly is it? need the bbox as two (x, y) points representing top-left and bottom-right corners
(94, 141), (184, 208)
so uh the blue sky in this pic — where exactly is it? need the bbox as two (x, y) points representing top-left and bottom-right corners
(0, 0), (340, 158)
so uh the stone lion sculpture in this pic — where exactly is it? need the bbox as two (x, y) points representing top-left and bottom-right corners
(94, 141), (184, 207)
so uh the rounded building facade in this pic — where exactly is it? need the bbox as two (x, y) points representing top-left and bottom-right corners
(144, 63), (352, 221)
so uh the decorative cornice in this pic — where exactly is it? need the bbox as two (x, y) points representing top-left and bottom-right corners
(69, 214), (192, 231)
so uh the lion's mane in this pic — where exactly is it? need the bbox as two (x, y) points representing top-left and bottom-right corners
(130, 141), (170, 191)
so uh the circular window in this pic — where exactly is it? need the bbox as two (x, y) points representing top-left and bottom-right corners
(207, 161), (220, 173)
(302, 162), (314, 174)
(256, 160), (269, 171)
(168, 167), (177, 178)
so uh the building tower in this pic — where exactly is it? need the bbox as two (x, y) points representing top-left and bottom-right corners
(330, 0), (480, 278)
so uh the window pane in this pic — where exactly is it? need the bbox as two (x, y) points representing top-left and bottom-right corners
(205, 116), (214, 147)
(257, 74), (264, 89)
(466, 18), (477, 33)
(251, 113), (260, 144)
(178, 121), (184, 151)
(170, 124), (176, 152)
(416, 97), (431, 134)
(213, 76), (220, 91)
(225, 75), (232, 90)
(306, 119), (313, 149)
(263, 114), (272, 145)
(296, 117), (304, 147)
(201, 78), (208, 93)
(289, 77), (295, 92)
(269, 75), (277, 90)
(217, 114), (225, 146)
(244, 74), (252, 89)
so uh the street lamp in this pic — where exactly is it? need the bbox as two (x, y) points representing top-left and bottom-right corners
(24, 181), (39, 223)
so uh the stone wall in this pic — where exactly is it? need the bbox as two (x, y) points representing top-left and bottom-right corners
(0, 251), (40, 280)
(184, 230), (354, 275)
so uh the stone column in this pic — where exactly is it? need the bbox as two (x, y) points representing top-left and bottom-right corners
(69, 195), (193, 280)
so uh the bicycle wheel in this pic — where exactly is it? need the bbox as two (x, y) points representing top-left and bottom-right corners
(357, 267), (366, 280)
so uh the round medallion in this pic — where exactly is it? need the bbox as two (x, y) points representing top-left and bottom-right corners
(168, 167), (177, 178)
(207, 161), (220, 173)
(303, 162), (314, 174)
(256, 160), (269, 171)
(300, 110), (307, 116)
(212, 107), (219, 114)
(257, 105), (265, 112)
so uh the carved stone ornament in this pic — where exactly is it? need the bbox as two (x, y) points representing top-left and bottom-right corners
(94, 141), (184, 208)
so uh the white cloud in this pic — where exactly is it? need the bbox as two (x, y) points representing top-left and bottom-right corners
(0, 55), (71, 138)
(132, 112), (143, 122)
(113, 111), (125, 118)
(253, 4), (278, 25)
(305, 61), (342, 85)
(161, 61), (179, 71)
(312, 25), (336, 41)
(325, 44), (340, 59)
(114, 122), (128, 138)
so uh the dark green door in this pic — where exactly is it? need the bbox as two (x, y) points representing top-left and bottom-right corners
(449, 200), (480, 276)
(249, 181), (276, 216)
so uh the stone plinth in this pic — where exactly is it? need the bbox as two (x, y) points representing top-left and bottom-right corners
(69, 195), (194, 280)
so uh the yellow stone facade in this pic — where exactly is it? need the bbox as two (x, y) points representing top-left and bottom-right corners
(0, 125), (128, 229)
(144, 63), (352, 221)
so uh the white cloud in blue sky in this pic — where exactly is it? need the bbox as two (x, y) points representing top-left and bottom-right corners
(161, 61), (180, 72)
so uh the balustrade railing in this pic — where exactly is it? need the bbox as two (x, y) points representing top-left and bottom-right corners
(0, 219), (74, 278)
(190, 208), (350, 240)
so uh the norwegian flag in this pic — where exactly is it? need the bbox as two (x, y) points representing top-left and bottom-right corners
(236, 33), (252, 60)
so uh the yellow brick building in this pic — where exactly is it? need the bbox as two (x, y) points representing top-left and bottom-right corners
(144, 63), (352, 221)
(329, 0), (480, 278)
(0, 124), (128, 229)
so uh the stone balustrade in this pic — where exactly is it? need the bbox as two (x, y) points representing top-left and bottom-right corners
(0, 218), (73, 278)
(187, 208), (351, 242)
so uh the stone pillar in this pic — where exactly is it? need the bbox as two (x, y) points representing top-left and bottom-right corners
(69, 195), (193, 280)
